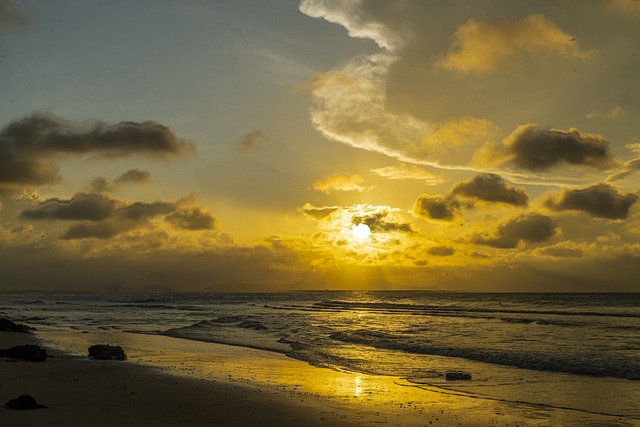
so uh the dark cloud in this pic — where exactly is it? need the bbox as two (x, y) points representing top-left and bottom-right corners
(0, 113), (194, 188)
(473, 212), (557, 248)
(495, 124), (615, 171)
(238, 130), (266, 152)
(412, 194), (460, 221)
(18, 192), (219, 239)
(352, 211), (414, 233)
(0, 149), (59, 187)
(299, 204), (338, 220)
(118, 201), (176, 221)
(165, 207), (218, 231)
(449, 173), (528, 206)
(544, 183), (638, 219)
(62, 222), (124, 240)
(91, 169), (151, 193)
(114, 169), (151, 185)
(427, 246), (455, 256)
(90, 177), (111, 193)
(20, 193), (116, 221)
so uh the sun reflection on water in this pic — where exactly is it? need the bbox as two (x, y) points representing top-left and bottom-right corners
(354, 375), (363, 397)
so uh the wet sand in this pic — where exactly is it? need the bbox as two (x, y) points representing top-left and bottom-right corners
(0, 328), (627, 426)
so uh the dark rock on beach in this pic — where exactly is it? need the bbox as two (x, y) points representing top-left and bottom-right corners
(445, 371), (472, 381)
(6, 345), (48, 362)
(0, 318), (35, 334)
(88, 344), (127, 360)
(5, 394), (47, 410)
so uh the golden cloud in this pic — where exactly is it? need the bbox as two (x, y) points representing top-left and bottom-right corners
(311, 173), (369, 193)
(440, 14), (590, 74)
(371, 164), (443, 185)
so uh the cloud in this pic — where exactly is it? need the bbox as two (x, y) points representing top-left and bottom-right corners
(629, 143), (640, 154)
(13, 188), (39, 202)
(114, 169), (151, 185)
(311, 173), (369, 193)
(535, 241), (585, 258)
(371, 164), (443, 184)
(479, 124), (615, 171)
(165, 207), (218, 231)
(298, 203), (339, 220)
(544, 183), (638, 219)
(20, 193), (116, 221)
(300, 5), (502, 172)
(90, 177), (111, 194)
(449, 173), (528, 206)
(606, 158), (640, 182)
(304, 54), (431, 162)
(91, 169), (151, 193)
(427, 246), (455, 256)
(19, 192), (219, 239)
(118, 201), (176, 221)
(62, 222), (125, 240)
(299, 0), (405, 50)
(412, 194), (460, 222)
(351, 211), (414, 234)
(412, 173), (527, 223)
(440, 14), (590, 74)
(0, 113), (194, 189)
(472, 212), (557, 248)
(237, 130), (266, 152)
(583, 106), (625, 120)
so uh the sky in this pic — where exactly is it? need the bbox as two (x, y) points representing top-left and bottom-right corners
(0, 0), (639, 292)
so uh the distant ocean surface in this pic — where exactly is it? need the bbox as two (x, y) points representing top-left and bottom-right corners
(2, 291), (639, 421)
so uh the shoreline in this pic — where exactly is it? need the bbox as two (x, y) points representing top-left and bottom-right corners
(1, 326), (635, 426)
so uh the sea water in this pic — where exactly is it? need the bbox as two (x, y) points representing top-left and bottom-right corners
(2, 291), (639, 422)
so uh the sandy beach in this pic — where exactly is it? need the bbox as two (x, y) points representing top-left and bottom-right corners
(0, 325), (632, 427)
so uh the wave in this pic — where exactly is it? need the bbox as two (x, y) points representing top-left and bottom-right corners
(329, 330), (640, 381)
(499, 317), (585, 327)
(158, 318), (288, 354)
(106, 303), (204, 311)
(312, 300), (640, 319)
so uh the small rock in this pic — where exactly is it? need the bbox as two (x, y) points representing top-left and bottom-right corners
(6, 345), (48, 362)
(5, 394), (47, 410)
(445, 371), (472, 381)
(0, 318), (34, 334)
(88, 344), (127, 360)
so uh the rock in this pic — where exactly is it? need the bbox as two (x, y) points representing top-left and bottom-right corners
(445, 371), (472, 381)
(5, 394), (47, 410)
(0, 318), (34, 334)
(6, 345), (48, 362)
(88, 344), (127, 360)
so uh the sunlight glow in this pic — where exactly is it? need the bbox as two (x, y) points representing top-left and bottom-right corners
(352, 223), (371, 240)
(354, 375), (363, 397)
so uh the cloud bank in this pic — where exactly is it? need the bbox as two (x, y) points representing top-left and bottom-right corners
(0, 113), (194, 189)
(19, 192), (217, 240)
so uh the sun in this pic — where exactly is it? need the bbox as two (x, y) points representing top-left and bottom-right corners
(351, 223), (371, 240)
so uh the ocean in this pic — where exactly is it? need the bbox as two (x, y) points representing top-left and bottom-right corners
(2, 291), (639, 423)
